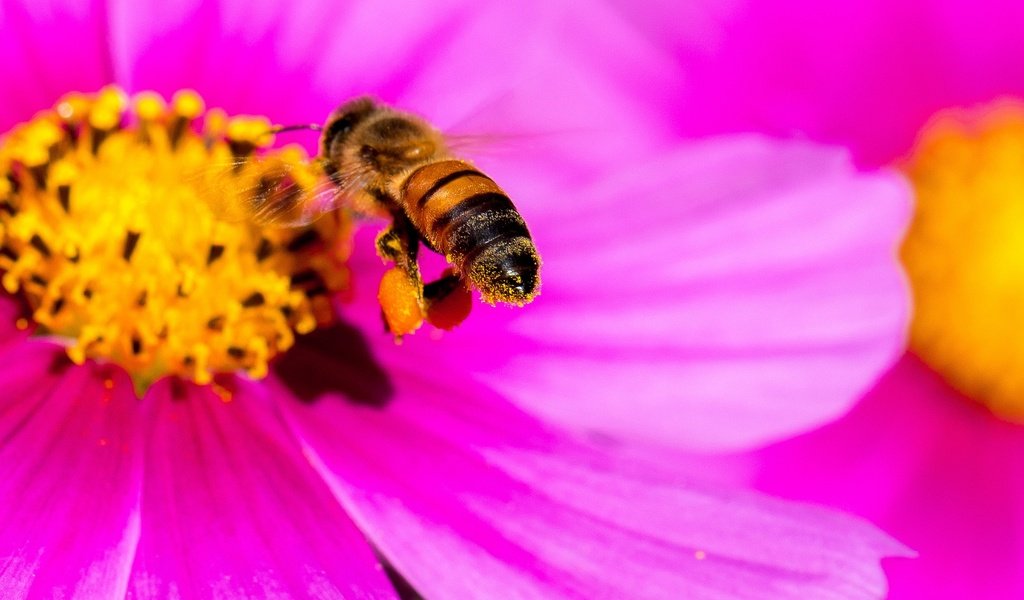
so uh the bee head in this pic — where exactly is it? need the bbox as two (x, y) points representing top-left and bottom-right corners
(323, 98), (443, 179)
(321, 97), (379, 168)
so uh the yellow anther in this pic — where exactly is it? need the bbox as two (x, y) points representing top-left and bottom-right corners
(89, 107), (121, 131)
(96, 86), (128, 111)
(295, 311), (317, 335)
(89, 86), (128, 130)
(227, 116), (274, 147)
(172, 89), (205, 119)
(17, 144), (49, 168)
(204, 108), (228, 139)
(134, 92), (167, 122)
(66, 344), (85, 364)
(56, 92), (91, 123)
(2, 274), (18, 294)
(25, 117), (63, 147)
(49, 161), (77, 186)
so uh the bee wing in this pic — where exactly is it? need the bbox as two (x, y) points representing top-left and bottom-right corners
(444, 131), (552, 158)
(190, 151), (352, 228)
(245, 174), (346, 228)
(442, 90), (588, 158)
(186, 156), (252, 223)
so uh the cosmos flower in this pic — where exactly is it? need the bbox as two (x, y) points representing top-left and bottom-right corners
(0, 0), (912, 597)
(630, 1), (1024, 597)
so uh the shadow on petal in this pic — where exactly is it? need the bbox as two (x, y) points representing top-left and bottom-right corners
(273, 318), (395, 407)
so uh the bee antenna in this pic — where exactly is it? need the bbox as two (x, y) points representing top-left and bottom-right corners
(268, 123), (324, 134)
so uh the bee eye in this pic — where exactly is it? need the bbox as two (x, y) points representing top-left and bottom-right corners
(322, 99), (378, 157)
(359, 145), (379, 161)
(334, 113), (363, 135)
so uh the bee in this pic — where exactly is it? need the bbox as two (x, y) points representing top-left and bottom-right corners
(239, 98), (542, 336)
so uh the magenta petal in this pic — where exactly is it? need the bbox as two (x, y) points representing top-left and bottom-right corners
(126, 378), (396, 599)
(276, 349), (907, 599)
(749, 355), (1024, 599)
(0, 0), (114, 129)
(108, 0), (342, 123)
(386, 1), (682, 163)
(0, 346), (141, 598)
(653, 0), (1024, 166)
(380, 137), (910, 451)
(111, 0), (676, 172)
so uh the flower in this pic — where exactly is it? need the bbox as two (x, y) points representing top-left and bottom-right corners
(635, 0), (1024, 596)
(0, 0), (911, 597)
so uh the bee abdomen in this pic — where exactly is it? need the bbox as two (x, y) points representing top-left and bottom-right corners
(401, 160), (540, 304)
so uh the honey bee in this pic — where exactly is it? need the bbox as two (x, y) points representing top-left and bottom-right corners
(237, 98), (542, 336)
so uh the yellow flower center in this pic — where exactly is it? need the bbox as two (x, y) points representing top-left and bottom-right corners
(0, 87), (350, 393)
(902, 102), (1024, 418)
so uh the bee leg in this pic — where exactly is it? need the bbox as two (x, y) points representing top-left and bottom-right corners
(423, 268), (473, 331)
(375, 215), (426, 337)
(374, 226), (405, 263)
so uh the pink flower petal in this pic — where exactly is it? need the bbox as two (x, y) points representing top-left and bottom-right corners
(348, 137), (910, 451)
(108, 0), (342, 123)
(0, 0), (114, 129)
(0, 342), (141, 598)
(747, 354), (1024, 599)
(275, 335), (907, 599)
(126, 377), (396, 599)
(605, 0), (742, 58)
(387, 1), (682, 166)
(640, 0), (1024, 166)
(109, 0), (676, 172)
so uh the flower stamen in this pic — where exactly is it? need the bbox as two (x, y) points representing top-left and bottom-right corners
(902, 102), (1024, 418)
(0, 86), (351, 393)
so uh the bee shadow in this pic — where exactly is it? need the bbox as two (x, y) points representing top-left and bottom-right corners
(273, 320), (394, 407)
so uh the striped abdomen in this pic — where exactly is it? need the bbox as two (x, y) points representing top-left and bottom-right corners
(400, 159), (540, 305)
